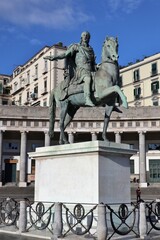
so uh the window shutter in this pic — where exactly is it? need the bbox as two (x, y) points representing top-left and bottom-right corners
(134, 88), (136, 96)
(138, 87), (141, 95)
(151, 82), (153, 91)
(0, 81), (3, 94)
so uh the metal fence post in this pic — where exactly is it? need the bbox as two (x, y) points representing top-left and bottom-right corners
(139, 202), (147, 239)
(52, 202), (63, 240)
(97, 203), (108, 240)
(19, 200), (27, 233)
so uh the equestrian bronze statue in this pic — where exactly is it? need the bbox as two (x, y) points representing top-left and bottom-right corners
(44, 33), (128, 144)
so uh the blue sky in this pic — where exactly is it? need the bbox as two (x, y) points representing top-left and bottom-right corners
(1, 0), (160, 75)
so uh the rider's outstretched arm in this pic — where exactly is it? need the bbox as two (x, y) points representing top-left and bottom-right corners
(44, 44), (75, 61)
(44, 53), (66, 61)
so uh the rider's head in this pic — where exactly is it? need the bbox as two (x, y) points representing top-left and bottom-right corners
(80, 31), (90, 45)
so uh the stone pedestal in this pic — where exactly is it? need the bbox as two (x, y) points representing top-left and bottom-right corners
(29, 141), (136, 204)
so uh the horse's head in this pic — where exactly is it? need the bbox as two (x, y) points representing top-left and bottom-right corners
(102, 37), (119, 63)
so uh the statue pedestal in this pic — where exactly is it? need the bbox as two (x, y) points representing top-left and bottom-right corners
(29, 141), (136, 204)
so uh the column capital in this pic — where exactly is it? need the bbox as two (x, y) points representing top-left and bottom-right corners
(44, 130), (49, 134)
(114, 131), (123, 134)
(20, 130), (28, 134)
(67, 131), (76, 135)
(91, 131), (99, 135)
(138, 131), (146, 135)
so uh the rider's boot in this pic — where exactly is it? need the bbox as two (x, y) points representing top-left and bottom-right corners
(84, 78), (95, 107)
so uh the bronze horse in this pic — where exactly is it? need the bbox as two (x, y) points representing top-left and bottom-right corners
(49, 37), (128, 144)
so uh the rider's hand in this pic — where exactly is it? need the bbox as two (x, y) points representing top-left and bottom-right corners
(43, 56), (51, 60)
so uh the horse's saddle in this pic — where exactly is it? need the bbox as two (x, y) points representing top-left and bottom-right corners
(59, 73), (95, 101)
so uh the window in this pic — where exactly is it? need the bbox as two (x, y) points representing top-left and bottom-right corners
(133, 69), (140, 82)
(44, 79), (47, 89)
(27, 91), (30, 99)
(34, 64), (38, 80)
(3, 78), (9, 85)
(26, 71), (30, 85)
(43, 99), (47, 106)
(5, 142), (18, 150)
(151, 81), (159, 94)
(31, 159), (35, 174)
(0, 81), (3, 94)
(151, 62), (157, 76)
(31, 143), (42, 151)
(153, 100), (158, 106)
(2, 99), (8, 105)
(43, 60), (48, 74)
(14, 82), (18, 92)
(149, 160), (160, 183)
(134, 87), (141, 100)
(31, 85), (38, 99)
(148, 143), (160, 150)
(130, 160), (134, 174)
(34, 85), (38, 94)
(19, 95), (22, 105)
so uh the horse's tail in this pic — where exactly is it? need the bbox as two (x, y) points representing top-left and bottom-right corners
(49, 89), (56, 139)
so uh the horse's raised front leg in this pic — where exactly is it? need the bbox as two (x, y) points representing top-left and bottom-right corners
(102, 105), (114, 141)
(114, 85), (128, 108)
(59, 101), (69, 145)
(100, 85), (128, 109)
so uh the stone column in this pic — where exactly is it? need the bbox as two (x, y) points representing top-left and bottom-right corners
(19, 200), (27, 233)
(0, 130), (3, 186)
(138, 202), (147, 239)
(139, 131), (147, 187)
(44, 131), (50, 146)
(19, 131), (27, 187)
(115, 132), (122, 144)
(97, 204), (108, 240)
(68, 132), (74, 143)
(52, 202), (63, 239)
(91, 132), (98, 141)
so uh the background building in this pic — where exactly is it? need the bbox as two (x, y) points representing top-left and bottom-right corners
(10, 42), (66, 107)
(120, 53), (160, 107)
(0, 74), (12, 105)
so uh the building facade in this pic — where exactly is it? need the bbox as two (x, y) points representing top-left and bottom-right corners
(120, 53), (160, 107)
(10, 42), (66, 107)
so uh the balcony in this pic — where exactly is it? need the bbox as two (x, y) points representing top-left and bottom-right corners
(25, 79), (30, 86)
(24, 98), (30, 105)
(33, 75), (38, 81)
(151, 70), (158, 77)
(152, 89), (158, 95)
(42, 68), (48, 74)
(12, 86), (24, 95)
(134, 94), (141, 100)
(41, 88), (48, 95)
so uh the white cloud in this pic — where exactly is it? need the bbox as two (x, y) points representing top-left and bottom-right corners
(0, 0), (94, 29)
(108, 0), (144, 14)
(30, 38), (42, 45)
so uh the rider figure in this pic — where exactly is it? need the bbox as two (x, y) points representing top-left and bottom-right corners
(44, 31), (96, 107)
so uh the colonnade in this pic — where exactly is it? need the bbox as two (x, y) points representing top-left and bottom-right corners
(0, 130), (147, 187)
